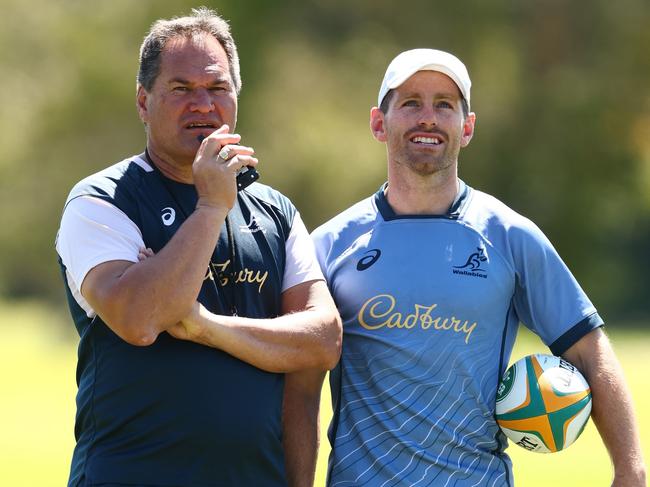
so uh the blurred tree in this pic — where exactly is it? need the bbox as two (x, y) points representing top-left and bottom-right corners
(0, 0), (648, 322)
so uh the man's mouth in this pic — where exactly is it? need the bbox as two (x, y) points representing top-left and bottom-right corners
(410, 135), (443, 145)
(186, 122), (218, 130)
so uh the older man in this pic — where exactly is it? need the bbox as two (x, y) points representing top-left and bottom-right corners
(56, 8), (340, 486)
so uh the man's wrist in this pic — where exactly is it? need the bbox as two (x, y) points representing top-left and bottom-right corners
(612, 460), (646, 486)
(194, 201), (230, 220)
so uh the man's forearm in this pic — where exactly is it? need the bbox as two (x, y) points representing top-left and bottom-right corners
(584, 352), (645, 485)
(283, 369), (326, 487)
(179, 303), (341, 372)
(563, 330), (646, 486)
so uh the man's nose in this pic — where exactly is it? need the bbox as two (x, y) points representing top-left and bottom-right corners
(190, 89), (215, 112)
(417, 104), (437, 126)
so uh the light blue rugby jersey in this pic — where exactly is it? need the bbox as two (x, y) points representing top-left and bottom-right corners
(311, 182), (602, 487)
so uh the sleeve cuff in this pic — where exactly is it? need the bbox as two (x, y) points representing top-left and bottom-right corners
(549, 312), (604, 355)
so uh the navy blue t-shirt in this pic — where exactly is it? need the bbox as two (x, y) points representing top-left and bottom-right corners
(58, 155), (299, 486)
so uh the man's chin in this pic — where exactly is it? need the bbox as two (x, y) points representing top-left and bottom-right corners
(406, 158), (453, 176)
(162, 149), (197, 168)
(177, 142), (202, 163)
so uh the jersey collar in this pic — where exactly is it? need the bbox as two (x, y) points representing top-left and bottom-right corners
(374, 179), (470, 221)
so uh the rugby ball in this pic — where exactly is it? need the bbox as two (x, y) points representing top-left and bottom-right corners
(496, 354), (591, 453)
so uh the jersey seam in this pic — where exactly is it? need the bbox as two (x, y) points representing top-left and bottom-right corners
(82, 323), (98, 487)
(494, 299), (515, 485)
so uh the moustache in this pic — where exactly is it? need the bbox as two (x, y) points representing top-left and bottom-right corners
(405, 127), (448, 139)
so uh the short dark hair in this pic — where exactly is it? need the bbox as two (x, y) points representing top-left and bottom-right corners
(379, 89), (395, 114)
(379, 89), (469, 118)
(137, 7), (241, 94)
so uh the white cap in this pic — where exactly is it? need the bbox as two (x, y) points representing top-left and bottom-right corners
(377, 48), (471, 109)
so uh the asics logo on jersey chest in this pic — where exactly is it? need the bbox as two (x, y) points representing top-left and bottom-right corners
(161, 207), (176, 226)
(357, 249), (381, 271)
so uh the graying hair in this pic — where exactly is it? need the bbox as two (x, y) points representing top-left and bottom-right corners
(137, 7), (241, 94)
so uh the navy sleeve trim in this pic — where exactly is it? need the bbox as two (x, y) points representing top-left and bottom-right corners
(549, 312), (604, 356)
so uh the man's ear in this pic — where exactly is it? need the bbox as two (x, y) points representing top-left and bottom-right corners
(136, 85), (149, 124)
(370, 107), (388, 142)
(460, 112), (476, 148)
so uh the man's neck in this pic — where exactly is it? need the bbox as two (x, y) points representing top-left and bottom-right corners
(385, 168), (459, 216)
(146, 146), (194, 184)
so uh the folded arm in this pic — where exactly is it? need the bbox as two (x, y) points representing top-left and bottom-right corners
(81, 204), (227, 345)
(169, 279), (342, 372)
(75, 128), (254, 345)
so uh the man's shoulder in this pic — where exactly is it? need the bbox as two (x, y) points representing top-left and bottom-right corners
(311, 194), (377, 244)
(66, 155), (152, 205)
(464, 186), (549, 245)
(237, 182), (305, 238)
(241, 181), (292, 206)
(240, 182), (297, 220)
(465, 187), (536, 228)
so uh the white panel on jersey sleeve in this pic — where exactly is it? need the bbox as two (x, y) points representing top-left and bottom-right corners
(56, 195), (144, 297)
(282, 212), (325, 292)
(131, 155), (153, 172)
(63, 268), (95, 319)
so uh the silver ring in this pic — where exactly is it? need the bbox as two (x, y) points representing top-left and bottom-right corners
(218, 147), (231, 160)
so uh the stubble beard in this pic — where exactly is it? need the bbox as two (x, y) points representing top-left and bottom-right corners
(395, 145), (457, 177)
(389, 124), (461, 177)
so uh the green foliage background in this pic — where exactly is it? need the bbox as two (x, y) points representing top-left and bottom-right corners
(1, 0), (649, 485)
(1, 0), (649, 318)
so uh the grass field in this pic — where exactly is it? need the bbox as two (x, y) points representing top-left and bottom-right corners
(1, 300), (647, 486)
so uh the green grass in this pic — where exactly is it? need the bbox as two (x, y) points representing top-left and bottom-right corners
(1, 301), (647, 486)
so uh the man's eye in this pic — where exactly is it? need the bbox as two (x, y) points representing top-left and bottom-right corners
(403, 100), (418, 107)
(172, 86), (189, 92)
(437, 101), (453, 109)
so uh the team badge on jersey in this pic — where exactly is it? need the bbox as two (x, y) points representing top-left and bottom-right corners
(239, 214), (266, 234)
(453, 247), (488, 278)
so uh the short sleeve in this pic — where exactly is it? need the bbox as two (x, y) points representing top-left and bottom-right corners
(282, 213), (325, 292)
(511, 223), (603, 354)
(56, 195), (144, 292)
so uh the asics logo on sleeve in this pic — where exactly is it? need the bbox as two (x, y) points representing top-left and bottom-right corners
(161, 207), (176, 226)
(357, 249), (381, 271)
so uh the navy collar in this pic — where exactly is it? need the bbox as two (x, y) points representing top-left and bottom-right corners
(375, 180), (470, 221)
